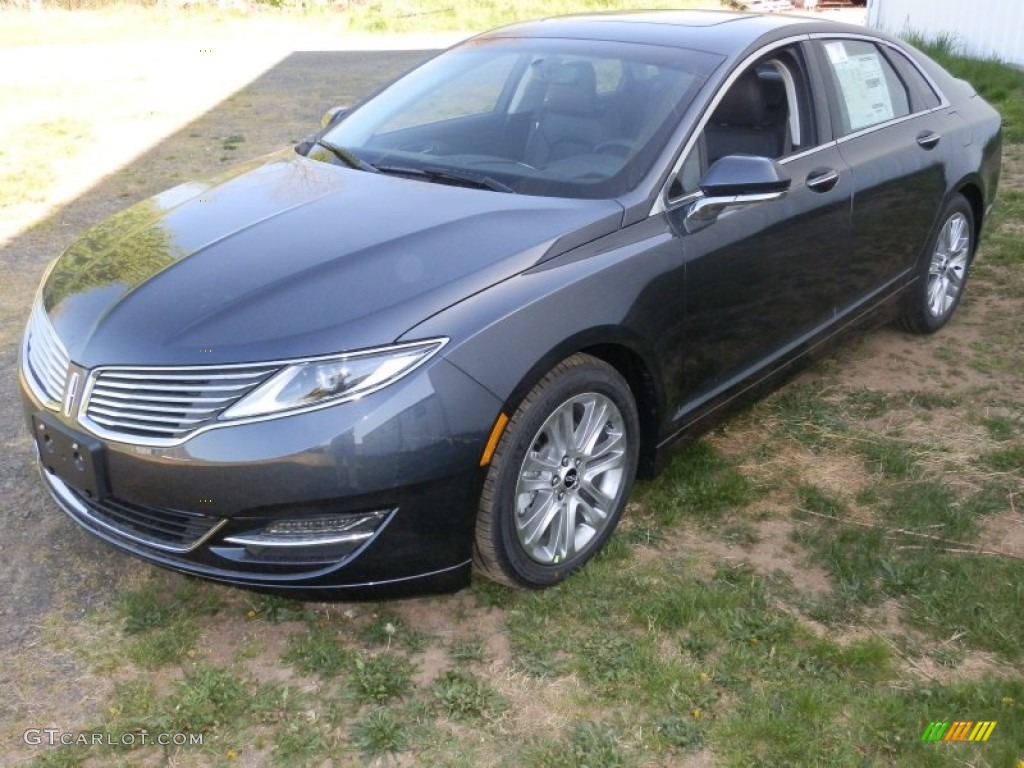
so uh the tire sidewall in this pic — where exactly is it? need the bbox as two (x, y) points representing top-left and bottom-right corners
(487, 359), (640, 587)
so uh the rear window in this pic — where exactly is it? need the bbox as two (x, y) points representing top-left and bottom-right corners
(884, 47), (943, 110)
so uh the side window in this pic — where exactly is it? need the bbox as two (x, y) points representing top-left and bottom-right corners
(820, 39), (910, 135)
(884, 47), (942, 110)
(670, 45), (816, 200)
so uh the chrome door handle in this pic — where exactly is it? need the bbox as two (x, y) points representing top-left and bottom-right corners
(805, 168), (839, 192)
(917, 131), (941, 149)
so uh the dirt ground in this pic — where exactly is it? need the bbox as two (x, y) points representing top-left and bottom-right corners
(0, 9), (1020, 767)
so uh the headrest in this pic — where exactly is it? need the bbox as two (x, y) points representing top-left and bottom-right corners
(711, 70), (768, 127)
(759, 70), (786, 109)
(543, 61), (598, 116)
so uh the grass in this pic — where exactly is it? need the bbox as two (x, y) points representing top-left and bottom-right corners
(429, 669), (507, 722)
(634, 441), (753, 527)
(348, 652), (415, 703)
(903, 30), (1024, 143)
(116, 578), (222, 667)
(281, 625), (352, 677)
(351, 709), (408, 758)
(523, 721), (632, 768)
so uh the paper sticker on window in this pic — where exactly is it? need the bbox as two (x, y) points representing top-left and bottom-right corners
(831, 50), (894, 131)
(824, 42), (848, 64)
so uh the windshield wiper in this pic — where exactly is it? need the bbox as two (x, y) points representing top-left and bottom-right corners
(375, 164), (515, 194)
(315, 140), (380, 173)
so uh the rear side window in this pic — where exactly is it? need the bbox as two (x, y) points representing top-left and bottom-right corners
(820, 39), (910, 135)
(884, 47), (943, 110)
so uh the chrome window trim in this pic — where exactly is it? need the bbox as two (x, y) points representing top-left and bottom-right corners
(652, 34), (811, 216)
(652, 32), (951, 217)
(835, 105), (947, 145)
(77, 337), (449, 448)
(777, 139), (840, 165)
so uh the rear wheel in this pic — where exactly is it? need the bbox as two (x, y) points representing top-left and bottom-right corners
(898, 195), (974, 334)
(473, 354), (640, 588)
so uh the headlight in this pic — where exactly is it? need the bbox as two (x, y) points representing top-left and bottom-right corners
(221, 339), (446, 420)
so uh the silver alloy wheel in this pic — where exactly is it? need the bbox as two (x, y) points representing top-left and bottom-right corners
(926, 211), (970, 318)
(513, 392), (628, 565)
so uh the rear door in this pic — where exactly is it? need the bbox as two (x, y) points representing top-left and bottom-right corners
(813, 37), (951, 312)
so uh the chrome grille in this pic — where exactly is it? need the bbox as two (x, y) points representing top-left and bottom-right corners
(82, 364), (278, 442)
(24, 301), (71, 408)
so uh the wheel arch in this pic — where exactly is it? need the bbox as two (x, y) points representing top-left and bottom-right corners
(579, 342), (661, 478)
(955, 180), (986, 251)
(494, 330), (664, 479)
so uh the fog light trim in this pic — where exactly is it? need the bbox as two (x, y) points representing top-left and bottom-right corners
(224, 509), (393, 548)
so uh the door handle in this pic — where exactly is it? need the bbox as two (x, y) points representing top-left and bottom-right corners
(805, 168), (839, 193)
(917, 131), (941, 149)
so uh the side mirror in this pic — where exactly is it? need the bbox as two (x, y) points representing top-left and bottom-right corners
(321, 105), (350, 130)
(685, 155), (791, 233)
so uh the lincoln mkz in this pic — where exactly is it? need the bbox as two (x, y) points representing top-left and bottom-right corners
(20, 10), (1001, 597)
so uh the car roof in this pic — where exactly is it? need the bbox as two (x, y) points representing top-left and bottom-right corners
(478, 10), (884, 56)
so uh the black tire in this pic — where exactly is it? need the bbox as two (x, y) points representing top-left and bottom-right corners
(898, 194), (975, 335)
(473, 353), (640, 588)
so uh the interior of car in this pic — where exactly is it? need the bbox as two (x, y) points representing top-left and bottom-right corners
(672, 45), (814, 199)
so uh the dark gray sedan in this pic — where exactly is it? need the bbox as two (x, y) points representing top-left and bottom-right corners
(20, 10), (1000, 597)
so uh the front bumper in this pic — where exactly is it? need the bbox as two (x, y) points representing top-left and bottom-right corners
(21, 357), (501, 598)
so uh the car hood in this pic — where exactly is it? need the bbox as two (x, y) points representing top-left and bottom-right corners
(42, 151), (623, 367)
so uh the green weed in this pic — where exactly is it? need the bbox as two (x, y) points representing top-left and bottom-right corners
(430, 669), (507, 722)
(348, 653), (414, 704)
(281, 627), (351, 677)
(351, 709), (408, 758)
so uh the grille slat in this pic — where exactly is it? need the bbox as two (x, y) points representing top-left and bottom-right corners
(92, 380), (259, 393)
(100, 370), (275, 382)
(87, 414), (190, 436)
(87, 396), (222, 414)
(86, 405), (210, 425)
(65, 485), (223, 552)
(24, 302), (71, 407)
(84, 389), (237, 405)
(84, 364), (278, 442)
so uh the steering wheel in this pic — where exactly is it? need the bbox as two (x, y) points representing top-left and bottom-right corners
(594, 139), (636, 158)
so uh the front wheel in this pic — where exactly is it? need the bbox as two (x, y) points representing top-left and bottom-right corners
(473, 354), (640, 588)
(898, 195), (975, 334)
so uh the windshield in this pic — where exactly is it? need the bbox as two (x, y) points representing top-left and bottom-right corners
(315, 37), (722, 199)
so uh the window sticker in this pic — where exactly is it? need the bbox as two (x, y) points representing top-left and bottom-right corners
(824, 42), (848, 64)
(828, 43), (895, 131)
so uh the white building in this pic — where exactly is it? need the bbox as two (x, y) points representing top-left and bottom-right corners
(867, 0), (1024, 66)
